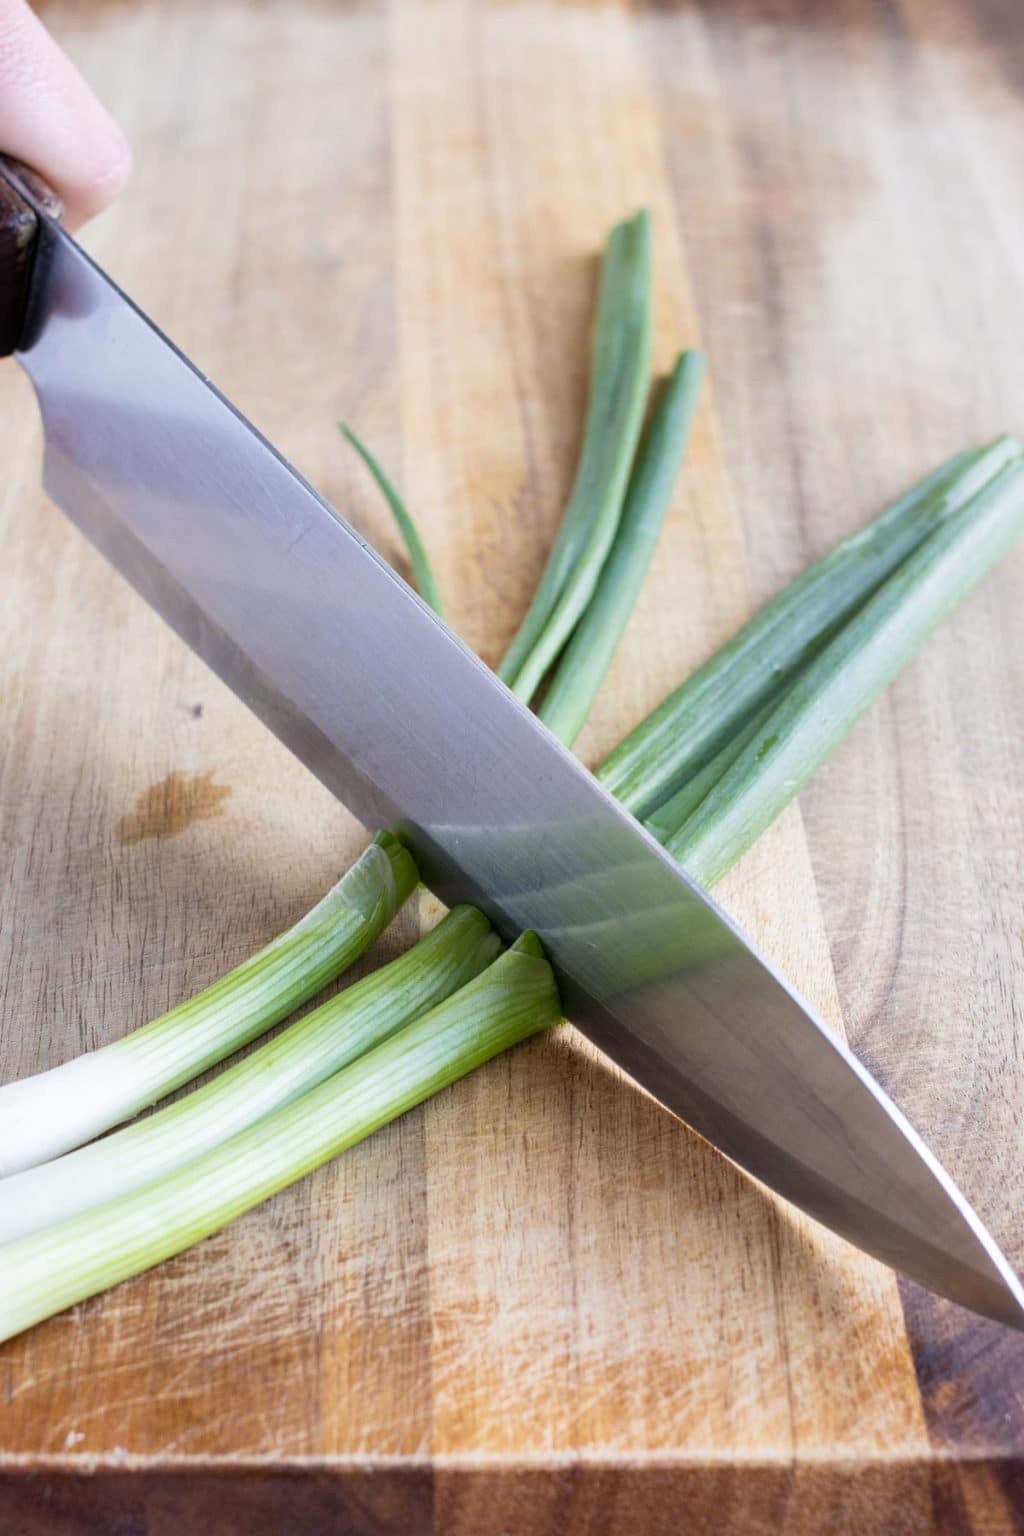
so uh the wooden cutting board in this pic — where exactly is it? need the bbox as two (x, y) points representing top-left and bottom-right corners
(1, 0), (1022, 1529)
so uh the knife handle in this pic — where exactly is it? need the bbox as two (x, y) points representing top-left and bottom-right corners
(0, 157), (62, 358)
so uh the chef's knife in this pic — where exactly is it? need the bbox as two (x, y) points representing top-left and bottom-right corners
(2, 160), (1021, 1329)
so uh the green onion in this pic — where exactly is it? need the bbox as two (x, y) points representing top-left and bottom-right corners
(498, 210), (653, 702)
(668, 457), (1024, 888)
(0, 833), (417, 1178)
(0, 933), (560, 1344)
(598, 435), (1022, 818)
(0, 907), (499, 1246)
(340, 422), (445, 618)
(643, 694), (779, 846)
(538, 350), (704, 747)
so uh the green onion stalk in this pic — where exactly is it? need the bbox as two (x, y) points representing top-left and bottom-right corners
(0, 832), (417, 1177)
(0, 907), (500, 1245)
(0, 935), (560, 1345)
(498, 209), (653, 703)
(538, 349), (704, 747)
(642, 695), (778, 846)
(598, 434), (1022, 818)
(663, 456), (1024, 885)
(340, 423), (446, 619)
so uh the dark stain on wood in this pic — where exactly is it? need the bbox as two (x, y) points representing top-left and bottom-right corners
(900, 1279), (1024, 1460)
(117, 770), (231, 845)
(0, 1467), (434, 1536)
(929, 1458), (1024, 1535)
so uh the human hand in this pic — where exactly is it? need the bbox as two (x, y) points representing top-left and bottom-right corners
(0, 0), (130, 229)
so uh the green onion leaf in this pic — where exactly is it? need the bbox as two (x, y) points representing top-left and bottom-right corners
(0, 833), (418, 1177)
(598, 435), (1022, 818)
(340, 423), (445, 618)
(0, 933), (561, 1343)
(668, 457), (1024, 888)
(538, 351), (704, 747)
(643, 693), (778, 846)
(498, 210), (653, 701)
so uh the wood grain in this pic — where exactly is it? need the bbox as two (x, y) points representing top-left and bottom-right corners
(0, 0), (1022, 1530)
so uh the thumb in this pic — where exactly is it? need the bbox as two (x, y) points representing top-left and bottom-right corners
(0, 0), (131, 230)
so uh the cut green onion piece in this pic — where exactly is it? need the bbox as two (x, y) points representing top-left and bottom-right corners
(668, 458), (1024, 888)
(598, 435), (1022, 818)
(0, 907), (499, 1246)
(498, 210), (653, 701)
(0, 833), (418, 1178)
(0, 934), (560, 1343)
(538, 350), (704, 747)
(339, 423), (445, 618)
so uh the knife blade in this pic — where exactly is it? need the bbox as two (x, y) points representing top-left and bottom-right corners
(3, 164), (1021, 1329)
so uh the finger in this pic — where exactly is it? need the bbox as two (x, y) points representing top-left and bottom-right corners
(0, 0), (131, 229)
